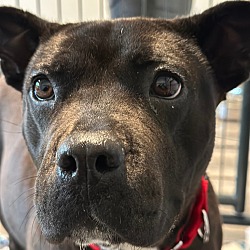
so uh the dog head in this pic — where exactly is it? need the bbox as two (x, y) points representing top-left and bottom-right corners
(0, 2), (250, 248)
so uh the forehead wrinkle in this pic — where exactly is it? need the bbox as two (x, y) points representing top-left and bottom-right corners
(32, 20), (193, 79)
(51, 28), (115, 71)
(148, 31), (201, 79)
(34, 31), (70, 71)
(34, 20), (155, 70)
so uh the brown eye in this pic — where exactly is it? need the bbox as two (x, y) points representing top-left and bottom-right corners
(33, 76), (54, 101)
(151, 73), (182, 99)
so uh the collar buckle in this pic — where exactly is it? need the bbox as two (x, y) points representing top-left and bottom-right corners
(170, 240), (183, 250)
(197, 209), (210, 243)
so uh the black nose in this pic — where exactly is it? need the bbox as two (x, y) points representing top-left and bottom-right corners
(56, 134), (125, 177)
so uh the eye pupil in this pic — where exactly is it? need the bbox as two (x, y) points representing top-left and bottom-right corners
(151, 73), (182, 99)
(33, 77), (54, 101)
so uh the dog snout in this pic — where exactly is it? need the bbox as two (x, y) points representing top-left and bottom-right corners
(56, 133), (125, 178)
(87, 139), (125, 173)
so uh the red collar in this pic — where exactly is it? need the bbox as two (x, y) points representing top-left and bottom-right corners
(88, 177), (210, 250)
(165, 176), (210, 250)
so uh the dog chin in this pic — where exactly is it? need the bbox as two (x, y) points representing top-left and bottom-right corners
(75, 240), (119, 249)
(71, 228), (123, 248)
(74, 239), (157, 250)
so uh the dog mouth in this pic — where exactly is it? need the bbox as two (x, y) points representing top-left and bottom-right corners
(70, 219), (123, 247)
(76, 241), (157, 250)
(34, 181), (182, 249)
(75, 241), (157, 250)
(35, 169), (169, 247)
(36, 201), (123, 245)
(37, 193), (163, 246)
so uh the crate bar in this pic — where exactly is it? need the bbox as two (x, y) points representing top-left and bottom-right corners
(223, 215), (250, 225)
(78, 0), (83, 21)
(57, 0), (62, 23)
(15, 0), (20, 8)
(235, 81), (250, 213)
(36, 0), (41, 16)
(219, 195), (236, 206)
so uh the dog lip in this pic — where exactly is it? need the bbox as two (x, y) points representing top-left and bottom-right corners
(42, 230), (68, 245)
(46, 237), (65, 245)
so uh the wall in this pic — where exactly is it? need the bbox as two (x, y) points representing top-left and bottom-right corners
(0, 0), (230, 22)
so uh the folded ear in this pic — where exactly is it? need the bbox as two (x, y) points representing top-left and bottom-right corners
(0, 7), (60, 91)
(178, 1), (250, 99)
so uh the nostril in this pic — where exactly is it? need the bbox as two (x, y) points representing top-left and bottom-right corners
(58, 154), (77, 174)
(95, 154), (119, 173)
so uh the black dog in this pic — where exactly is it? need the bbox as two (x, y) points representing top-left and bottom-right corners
(0, 2), (250, 250)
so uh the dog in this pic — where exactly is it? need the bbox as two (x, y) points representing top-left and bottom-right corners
(0, 1), (250, 249)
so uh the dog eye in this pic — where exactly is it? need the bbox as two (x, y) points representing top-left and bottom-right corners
(33, 76), (55, 101)
(150, 73), (182, 99)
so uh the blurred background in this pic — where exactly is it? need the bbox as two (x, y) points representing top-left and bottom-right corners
(0, 0), (242, 22)
(0, 0), (249, 250)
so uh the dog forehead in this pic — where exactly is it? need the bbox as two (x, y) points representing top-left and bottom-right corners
(34, 19), (187, 73)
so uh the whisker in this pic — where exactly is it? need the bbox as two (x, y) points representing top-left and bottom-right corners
(42, 234), (47, 250)
(20, 205), (35, 231)
(37, 221), (44, 249)
(30, 215), (44, 250)
(158, 209), (168, 217)
(22, 192), (35, 204)
(31, 215), (37, 239)
(0, 119), (21, 127)
(2, 129), (22, 134)
(12, 175), (37, 185)
(9, 188), (34, 207)
(39, 225), (43, 250)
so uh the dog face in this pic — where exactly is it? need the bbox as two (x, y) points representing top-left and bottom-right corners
(23, 20), (217, 246)
(0, 2), (250, 248)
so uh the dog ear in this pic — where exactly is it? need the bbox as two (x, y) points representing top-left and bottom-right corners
(178, 2), (250, 97)
(0, 7), (60, 91)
